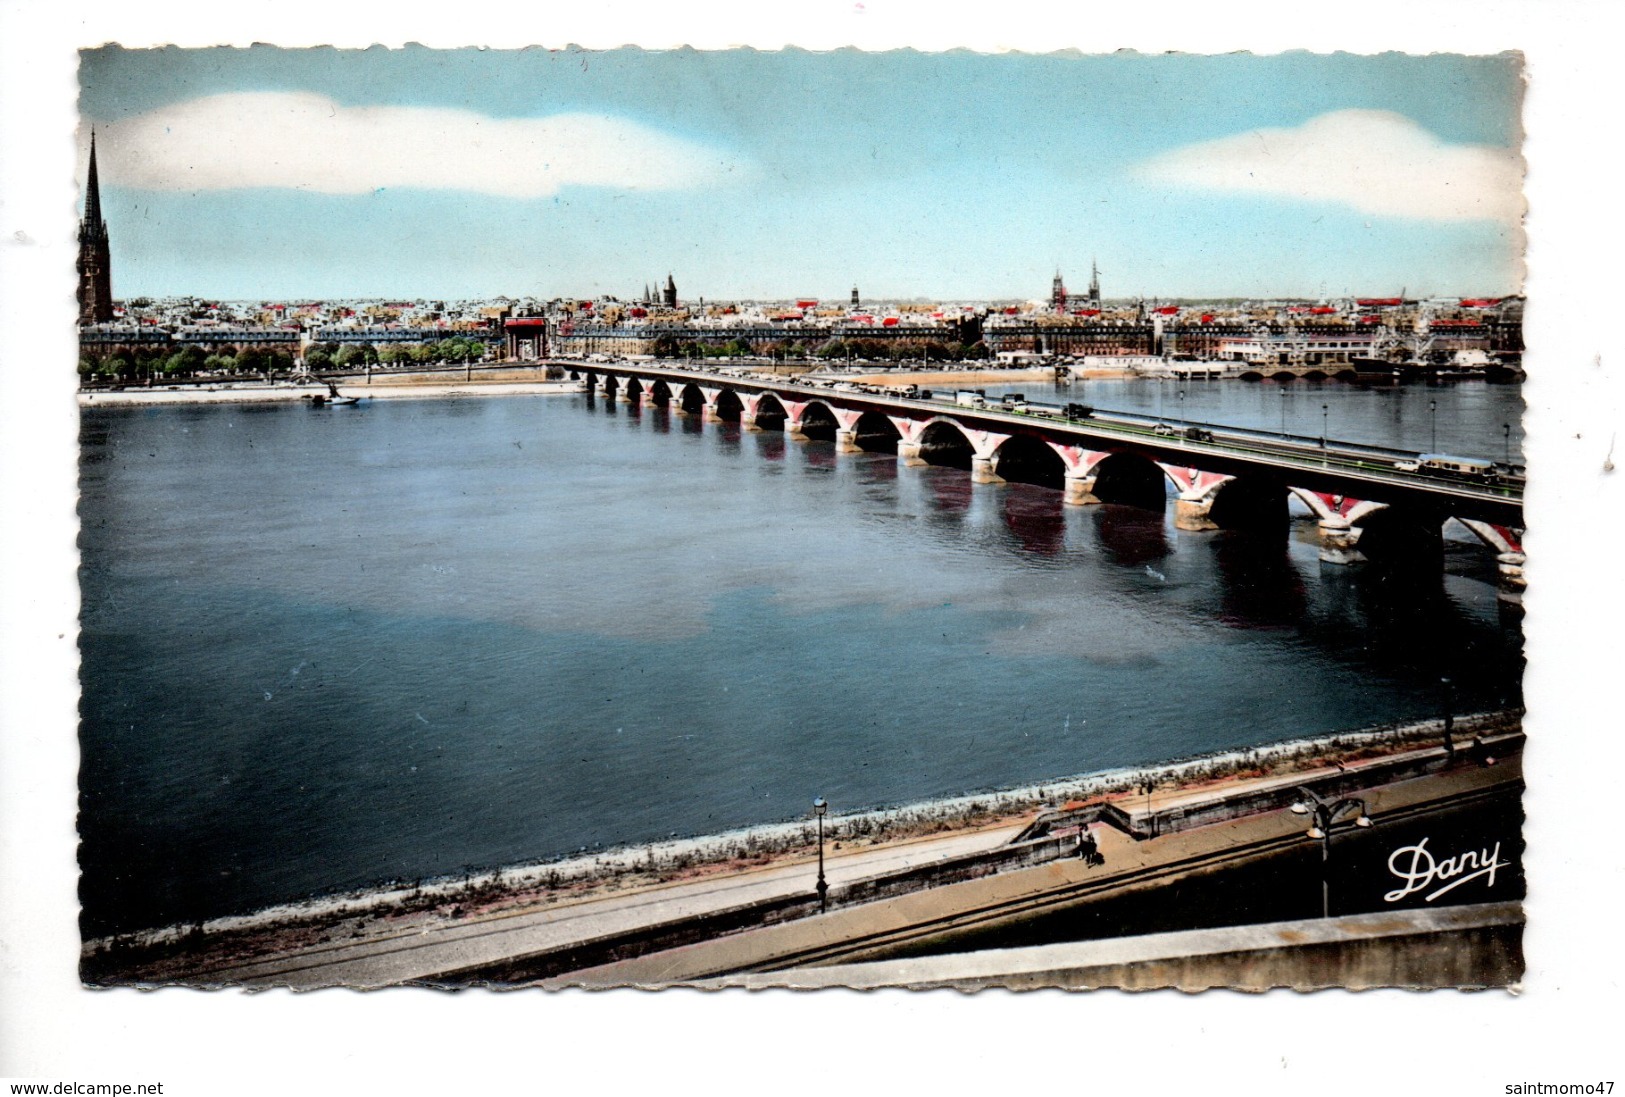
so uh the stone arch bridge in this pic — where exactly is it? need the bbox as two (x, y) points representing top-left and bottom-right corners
(574, 365), (1526, 599)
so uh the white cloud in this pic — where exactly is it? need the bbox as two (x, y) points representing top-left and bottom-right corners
(1134, 109), (1523, 223)
(87, 92), (750, 198)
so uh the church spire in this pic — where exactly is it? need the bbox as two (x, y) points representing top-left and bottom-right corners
(84, 129), (105, 233)
(78, 129), (114, 324)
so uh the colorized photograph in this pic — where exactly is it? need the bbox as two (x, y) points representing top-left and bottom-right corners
(74, 45), (1527, 989)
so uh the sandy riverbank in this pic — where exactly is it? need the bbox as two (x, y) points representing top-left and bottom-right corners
(83, 710), (1519, 982)
(840, 366), (1057, 387)
(77, 378), (586, 408)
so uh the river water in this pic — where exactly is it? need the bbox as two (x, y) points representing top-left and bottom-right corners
(77, 380), (1524, 937)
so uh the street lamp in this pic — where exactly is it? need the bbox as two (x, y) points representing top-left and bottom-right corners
(1290, 787), (1373, 918)
(1137, 776), (1158, 838)
(1503, 422), (1512, 464)
(1280, 388), (1288, 436)
(1429, 398), (1438, 453)
(1177, 388), (1185, 424)
(1441, 676), (1456, 755)
(1321, 403), (1329, 452)
(813, 797), (829, 913)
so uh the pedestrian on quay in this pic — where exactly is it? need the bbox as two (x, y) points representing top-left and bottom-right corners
(1078, 826), (1100, 865)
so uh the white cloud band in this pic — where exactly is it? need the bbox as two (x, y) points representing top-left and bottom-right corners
(1135, 109), (1523, 223)
(87, 92), (748, 198)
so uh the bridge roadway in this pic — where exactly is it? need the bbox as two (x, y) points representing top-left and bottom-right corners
(572, 362), (1525, 533)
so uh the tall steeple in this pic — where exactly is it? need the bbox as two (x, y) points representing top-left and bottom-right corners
(78, 130), (114, 325)
(85, 130), (105, 228)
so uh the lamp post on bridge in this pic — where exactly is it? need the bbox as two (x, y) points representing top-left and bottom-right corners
(1503, 422), (1512, 464)
(1429, 398), (1438, 453)
(1321, 403), (1330, 463)
(1177, 388), (1185, 425)
(813, 797), (829, 913)
(1280, 387), (1288, 437)
(1291, 787), (1373, 919)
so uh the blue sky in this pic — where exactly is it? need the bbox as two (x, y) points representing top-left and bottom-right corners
(78, 47), (1525, 301)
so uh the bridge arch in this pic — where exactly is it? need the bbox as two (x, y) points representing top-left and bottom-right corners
(750, 391), (789, 430)
(1205, 475), (1289, 531)
(673, 382), (706, 414)
(795, 399), (840, 441)
(1090, 451), (1172, 511)
(917, 419), (975, 470)
(713, 388), (745, 422)
(993, 433), (1067, 489)
(1352, 505), (1446, 572)
(852, 409), (901, 453)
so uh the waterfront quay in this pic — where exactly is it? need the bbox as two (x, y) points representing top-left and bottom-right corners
(87, 715), (1522, 989)
(77, 284), (1523, 388)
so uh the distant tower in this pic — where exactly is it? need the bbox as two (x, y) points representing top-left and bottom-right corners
(851, 285), (860, 308)
(1051, 269), (1067, 312)
(1088, 260), (1102, 310)
(663, 273), (678, 308)
(642, 283), (651, 305)
(78, 131), (114, 325)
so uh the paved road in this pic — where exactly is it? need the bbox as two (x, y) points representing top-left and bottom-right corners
(189, 737), (1518, 988)
(205, 823), (1025, 988)
(551, 749), (1521, 986)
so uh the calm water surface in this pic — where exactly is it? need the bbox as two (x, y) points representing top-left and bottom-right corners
(77, 383), (1524, 937)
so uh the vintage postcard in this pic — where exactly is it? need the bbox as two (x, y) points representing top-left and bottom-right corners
(12, 3), (1625, 1092)
(65, 43), (1531, 994)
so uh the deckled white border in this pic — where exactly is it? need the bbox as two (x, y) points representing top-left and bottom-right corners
(2, 2), (1620, 1092)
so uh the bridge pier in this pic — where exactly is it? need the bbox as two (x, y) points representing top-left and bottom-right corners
(696, 385), (724, 422)
(835, 428), (861, 454)
(1063, 474), (1100, 507)
(1174, 492), (1219, 532)
(898, 441), (926, 467)
(1317, 517), (1364, 566)
(616, 387), (634, 404)
(1497, 552), (1527, 602)
(971, 455), (1004, 484)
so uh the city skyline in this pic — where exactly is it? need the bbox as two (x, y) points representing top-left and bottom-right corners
(78, 47), (1524, 302)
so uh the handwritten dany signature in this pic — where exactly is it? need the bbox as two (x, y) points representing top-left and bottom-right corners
(1384, 836), (1511, 903)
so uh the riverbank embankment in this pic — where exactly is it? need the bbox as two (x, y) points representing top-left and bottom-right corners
(77, 377), (585, 408)
(83, 710), (1519, 985)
